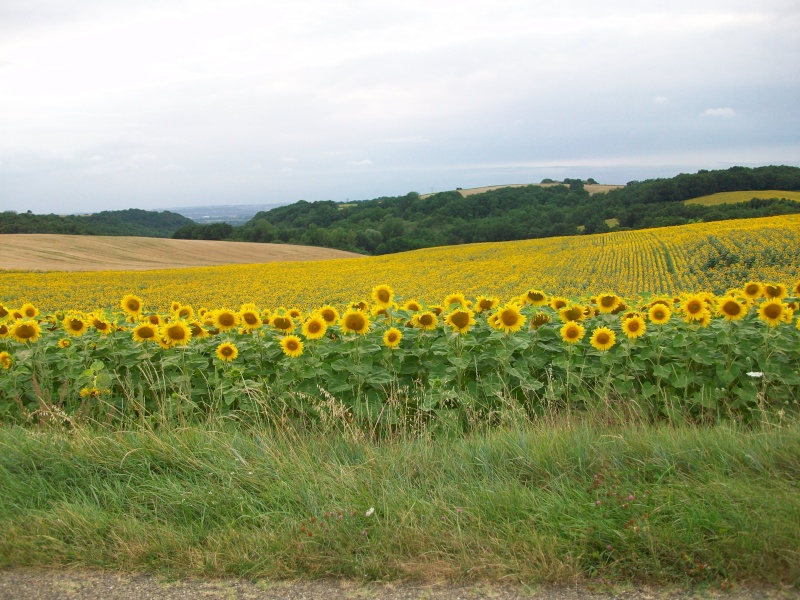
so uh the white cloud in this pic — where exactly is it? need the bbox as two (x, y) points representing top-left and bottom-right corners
(702, 107), (738, 118)
(348, 159), (373, 166)
(653, 96), (668, 104)
(159, 164), (183, 172)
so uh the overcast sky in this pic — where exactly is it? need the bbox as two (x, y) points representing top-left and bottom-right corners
(1, 0), (799, 214)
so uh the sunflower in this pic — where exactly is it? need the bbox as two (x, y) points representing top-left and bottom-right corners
(121, 294), (144, 316)
(443, 292), (467, 308)
(0, 323), (9, 338)
(793, 280), (800, 297)
(558, 303), (585, 323)
(590, 327), (616, 352)
(302, 315), (328, 340)
(91, 315), (113, 335)
(0, 304), (8, 319)
(162, 322), (192, 345)
(742, 281), (763, 300)
(214, 309), (240, 332)
(157, 336), (175, 350)
(58, 338), (72, 349)
(429, 305), (444, 316)
(549, 297), (568, 311)
(621, 315), (646, 339)
(763, 283), (788, 300)
(340, 309), (370, 335)
(412, 311), (438, 331)
(239, 308), (262, 332)
(280, 335), (304, 358)
(523, 289), (548, 306)
(350, 300), (369, 312)
(596, 293), (621, 314)
(648, 304), (672, 325)
(758, 300), (785, 327)
(474, 296), (499, 313)
(718, 297), (748, 321)
(188, 321), (209, 339)
(371, 284), (395, 308)
(215, 342), (239, 362)
(681, 294), (708, 322)
(781, 305), (795, 324)
(560, 321), (585, 345)
(0, 351), (12, 369)
(402, 300), (422, 312)
(132, 323), (158, 343)
(530, 312), (551, 329)
(317, 305), (340, 324)
(63, 314), (88, 337)
(371, 303), (396, 319)
(176, 305), (194, 320)
(383, 327), (403, 349)
(492, 304), (526, 334)
(271, 314), (295, 333)
(145, 313), (163, 326)
(445, 308), (475, 335)
(10, 320), (41, 343)
(288, 307), (303, 320)
(20, 303), (38, 319)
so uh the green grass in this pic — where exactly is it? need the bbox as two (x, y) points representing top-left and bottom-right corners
(1, 415), (798, 586)
(684, 190), (800, 206)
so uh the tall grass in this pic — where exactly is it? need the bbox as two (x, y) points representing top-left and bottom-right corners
(1, 410), (798, 586)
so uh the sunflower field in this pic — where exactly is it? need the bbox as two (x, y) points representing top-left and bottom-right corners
(1, 279), (799, 429)
(1, 214), (799, 313)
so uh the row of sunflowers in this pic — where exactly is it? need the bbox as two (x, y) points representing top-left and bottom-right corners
(2, 281), (799, 428)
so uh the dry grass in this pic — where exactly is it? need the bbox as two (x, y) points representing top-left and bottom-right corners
(420, 183), (624, 199)
(684, 190), (800, 206)
(0, 234), (361, 272)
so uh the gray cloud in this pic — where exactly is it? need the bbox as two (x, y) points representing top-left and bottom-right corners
(1, 0), (798, 213)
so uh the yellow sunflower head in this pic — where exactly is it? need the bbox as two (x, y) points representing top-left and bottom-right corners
(145, 313), (163, 326)
(523, 289), (548, 306)
(590, 326), (616, 352)
(383, 327), (403, 349)
(132, 323), (158, 343)
(0, 351), (12, 369)
(162, 322), (192, 346)
(681, 294), (709, 321)
(302, 315), (328, 340)
(596, 293), (622, 313)
(288, 307), (303, 320)
(317, 305), (340, 324)
(558, 303), (585, 323)
(214, 309), (240, 332)
(58, 338), (72, 349)
(530, 312), (551, 329)
(560, 321), (585, 345)
(492, 304), (526, 334)
(0, 323), (9, 338)
(63, 314), (88, 337)
(742, 281), (763, 300)
(443, 292), (467, 308)
(188, 321), (209, 339)
(792, 280), (800, 297)
(239, 308), (263, 331)
(621, 315), (646, 339)
(339, 309), (370, 335)
(412, 311), (438, 331)
(371, 284), (395, 308)
(758, 300), (785, 327)
(176, 305), (194, 320)
(445, 308), (475, 335)
(215, 342), (239, 362)
(718, 298), (747, 321)
(474, 296), (499, 313)
(280, 335), (304, 358)
(91, 315), (113, 335)
(170, 301), (182, 313)
(10, 319), (41, 343)
(763, 283), (788, 300)
(271, 314), (295, 333)
(648, 304), (672, 325)
(20, 303), (38, 319)
(402, 299), (422, 312)
(548, 296), (568, 311)
(0, 304), (8, 319)
(121, 294), (144, 316)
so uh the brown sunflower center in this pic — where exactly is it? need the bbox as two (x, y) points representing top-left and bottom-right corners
(450, 311), (470, 328)
(500, 310), (519, 326)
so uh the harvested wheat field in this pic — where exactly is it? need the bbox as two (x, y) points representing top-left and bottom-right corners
(420, 183), (624, 198)
(0, 234), (361, 272)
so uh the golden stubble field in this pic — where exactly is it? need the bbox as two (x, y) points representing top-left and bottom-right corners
(0, 234), (361, 272)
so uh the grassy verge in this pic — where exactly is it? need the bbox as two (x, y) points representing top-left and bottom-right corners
(1, 416), (798, 586)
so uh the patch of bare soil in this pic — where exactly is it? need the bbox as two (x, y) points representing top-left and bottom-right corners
(0, 234), (362, 272)
(2, 569), (795, 600)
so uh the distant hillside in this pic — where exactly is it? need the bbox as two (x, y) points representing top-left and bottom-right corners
(684, 190), (800, 206)
(226, 166), (800, 255)
(0, 208), (194, 238)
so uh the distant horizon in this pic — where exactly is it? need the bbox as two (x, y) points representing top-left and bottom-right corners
(11, 162), (800, 216)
